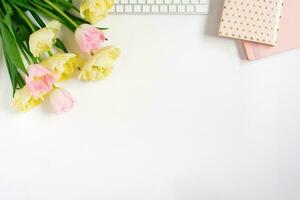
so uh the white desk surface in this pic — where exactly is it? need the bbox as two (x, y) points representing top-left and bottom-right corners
(1, 0), (300, 199)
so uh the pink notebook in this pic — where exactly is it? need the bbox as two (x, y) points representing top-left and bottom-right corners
(244, 0), (300, 60)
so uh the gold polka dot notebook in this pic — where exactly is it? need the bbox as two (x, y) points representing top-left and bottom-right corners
(219, 0), (284, 46)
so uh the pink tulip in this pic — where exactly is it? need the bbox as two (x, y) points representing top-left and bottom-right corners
(26, 64), (55, 97)
(75, 24), (105, 54)
(49, 88), (75, 114)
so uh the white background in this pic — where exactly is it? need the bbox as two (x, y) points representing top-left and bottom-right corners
(1, 0), (300, 199)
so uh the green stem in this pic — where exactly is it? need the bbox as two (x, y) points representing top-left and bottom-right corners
(55, 39), (68, 53)
(19, 41), (38, 64)
(32, 3), (75, 31)
(0, 8), (3, 19)
(67, 11), (89, 24)
(11, 4), (36, 32)
(42, 0), (78, 28)
(32, 3), (61, 22)
(72, 5), (79, 13)
(48, 50), (53, 56)
(19, 47), (30, 64)
(0, 0), (7, 13)
(29, 10), (45, 28)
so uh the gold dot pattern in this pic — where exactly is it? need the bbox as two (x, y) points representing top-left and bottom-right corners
(218, 0), (283, 46)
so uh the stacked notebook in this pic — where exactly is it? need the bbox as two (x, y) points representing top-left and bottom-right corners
(219, 0), (300, 60)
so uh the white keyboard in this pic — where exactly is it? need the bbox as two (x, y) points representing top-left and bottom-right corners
(110, 0), (210, 15)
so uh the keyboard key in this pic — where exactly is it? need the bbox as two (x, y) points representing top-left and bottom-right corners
(142, 5), (151, 12)
(116, 5), (124, 12)
(134, 5), (142, 12)
(151, 5), (160, 12)
(200, 0), (209, 4)
(138, 0), (146, 3)
(155, 0), (164, 4)
(164, 0), (173, 4)
(195, 4), (207, 13)
(191, 0), (198, 4)
(125, 5), (133, 12)
(129, 0), (137, 3)
(181, 0), (190, 4)
(168, 5), (177, 12)
(160, 5), (168, 12)
(177, 5), (185, 12)
(121, 0), (128, 3)
(186, 5), (194, 12)
(173, 0), (181, 4)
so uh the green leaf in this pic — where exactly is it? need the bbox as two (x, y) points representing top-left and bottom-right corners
(51, 0), (73, 11)
(12, 20), (31, 42)
(0, 20), (27, 74)
(0, 20), (27, 94)
(9, 0), (37, 12)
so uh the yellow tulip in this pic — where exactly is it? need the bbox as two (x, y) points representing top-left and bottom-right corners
(12, 87), (43, 112)
(80, 0), (114, 24)
(29, 21), (61, 57)
(45, 20), (62, 36)
(78, 46), (120, 81)
(42, 53), (78, 81)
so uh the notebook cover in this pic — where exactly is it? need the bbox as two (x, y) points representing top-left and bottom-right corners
(219, 0), (283, 46)
(244, 0), (300, 60)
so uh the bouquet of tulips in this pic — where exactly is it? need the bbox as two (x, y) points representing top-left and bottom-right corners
(0, 0), (120, 114)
